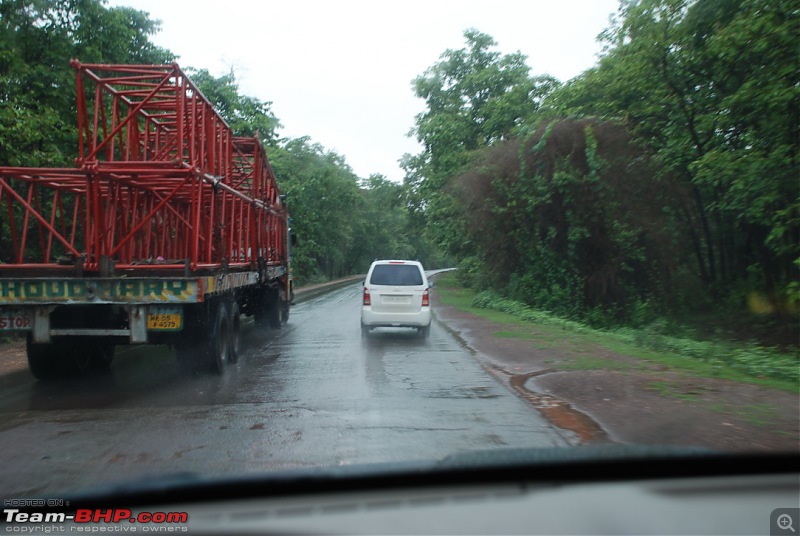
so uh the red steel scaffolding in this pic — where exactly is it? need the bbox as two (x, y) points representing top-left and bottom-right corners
(0, 61), (287, 275)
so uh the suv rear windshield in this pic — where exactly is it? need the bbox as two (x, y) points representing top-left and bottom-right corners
(369, 264), (424, 286)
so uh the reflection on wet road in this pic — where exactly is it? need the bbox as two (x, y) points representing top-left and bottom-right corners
(0, 283), (565, 496)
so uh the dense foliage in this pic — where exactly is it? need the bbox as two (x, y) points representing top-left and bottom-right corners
(404, 1), (798, 339)
(452, 119), (682, 322)
(554, 0), (799, 312)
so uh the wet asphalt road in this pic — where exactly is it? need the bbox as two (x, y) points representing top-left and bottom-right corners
(0, 282), (566, 496)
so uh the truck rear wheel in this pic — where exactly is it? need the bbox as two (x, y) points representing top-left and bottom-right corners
(228, 301), (241, 364)
(175, 302), (229, 375)
(254, 287), (281, 330)
(88, 343), (115, 370)
(26, 336), (113, 379)
(26, 335), (62, 379)
(268, 296), (281, 330)
(69, 340), (115, 372)
(206, 302), (230, 374)
(280, 297), (290, 325)
(253, 287), (271, 328)
(67, 342), (114, 372)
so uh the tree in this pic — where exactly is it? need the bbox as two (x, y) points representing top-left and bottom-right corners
(267, 137), (363, 281)
(411, 29), (558, 177)
(352, 175), (414, 263)
(551, 0), (799, 305)
(452, 119), (681, 320)
(406, 28), (559, 256)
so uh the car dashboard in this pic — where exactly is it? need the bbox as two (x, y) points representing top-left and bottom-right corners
(5, 447), (798, 535)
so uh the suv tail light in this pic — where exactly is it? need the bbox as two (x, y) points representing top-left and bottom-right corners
(422, 288), (430, 307)
(363, 287), (371, 306)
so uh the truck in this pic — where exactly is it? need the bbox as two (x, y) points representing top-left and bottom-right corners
(0, 61), (293, 378)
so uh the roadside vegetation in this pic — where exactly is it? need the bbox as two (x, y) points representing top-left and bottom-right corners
(403, 0), (798, 355)
(436, 272), (798, 392)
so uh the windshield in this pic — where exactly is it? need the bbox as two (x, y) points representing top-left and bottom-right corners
(369, 265), (425, 286)
(0, 0), (797, 513)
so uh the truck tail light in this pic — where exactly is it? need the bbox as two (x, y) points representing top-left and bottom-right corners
(422, 288), (430, 307)
(363, 287), (371, 306)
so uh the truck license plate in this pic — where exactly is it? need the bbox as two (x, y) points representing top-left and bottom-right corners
(147, 306), (183, 331)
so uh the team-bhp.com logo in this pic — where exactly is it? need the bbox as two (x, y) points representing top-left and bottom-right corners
(4, 507), (188, 532)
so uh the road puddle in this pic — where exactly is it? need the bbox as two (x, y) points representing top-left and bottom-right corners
(497, 367), (609, 445)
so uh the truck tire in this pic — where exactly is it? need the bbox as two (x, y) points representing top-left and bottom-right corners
(206, 302), (230, 374)
(64, 342), (113, 373)
(253, 287), (274, 328)
(26, 335), (62, 380)
(228, 301), (241, 364)
(88, 343), (115, 370)
(257, 288), (281, 330)
(253, 299), (266, 327)
(26, 336), (112, 378)
(280, 296), (290, 325)
(268, 297), (281, 330)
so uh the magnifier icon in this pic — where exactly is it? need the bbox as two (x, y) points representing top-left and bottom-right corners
(778, 514), (796, 533)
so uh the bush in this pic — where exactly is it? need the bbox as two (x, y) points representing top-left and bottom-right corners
(471, 288), (799, 384)
(472, 290), (589, 332)
(504, 249), (583, 319)
(456, 256), (492, 289)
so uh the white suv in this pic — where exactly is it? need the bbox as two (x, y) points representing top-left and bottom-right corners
(361, 260), (431, 338)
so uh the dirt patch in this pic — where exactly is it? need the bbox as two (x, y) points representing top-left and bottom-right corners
(0, 336), (27, 376)
(431, 287), (800, 454)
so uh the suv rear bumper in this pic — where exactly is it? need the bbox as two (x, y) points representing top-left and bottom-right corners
(361, 308), (431, 328)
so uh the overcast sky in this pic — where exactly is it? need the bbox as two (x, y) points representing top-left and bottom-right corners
(106, 0), (620, 182)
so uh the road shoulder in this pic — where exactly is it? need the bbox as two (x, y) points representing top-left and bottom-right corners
(430, 279), (799, 453)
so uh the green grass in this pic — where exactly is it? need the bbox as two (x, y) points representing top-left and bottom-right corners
(434, 272), (799, 392)
(560, 356), (644, 372)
